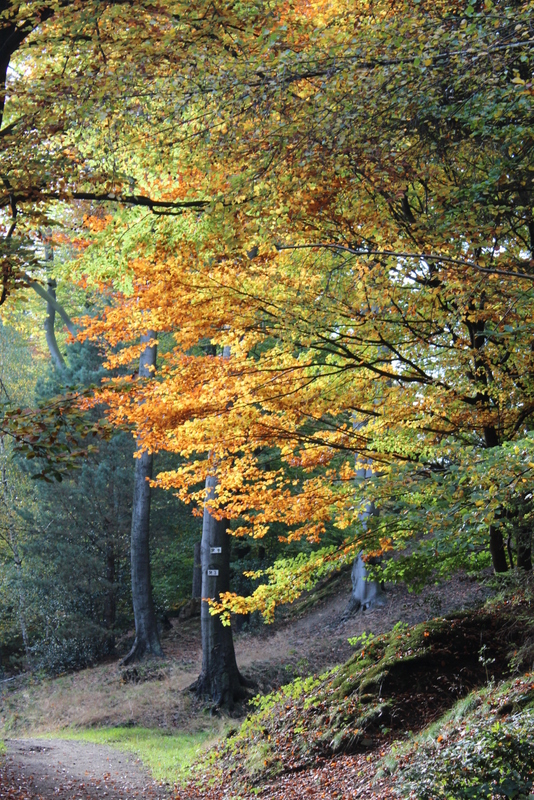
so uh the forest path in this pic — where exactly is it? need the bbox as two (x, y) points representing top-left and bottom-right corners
(1, 738), (171, 800)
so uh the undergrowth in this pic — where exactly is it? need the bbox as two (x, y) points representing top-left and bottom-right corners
(196, 597), (534, 793)
(390, 675), (534, 799)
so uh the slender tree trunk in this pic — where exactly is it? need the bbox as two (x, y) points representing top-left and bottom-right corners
(44, 276), (66, 371)
(516, 526), (532, 571)
(29, 277), (77, 335)
(489, 524), (508, 573)
(504, 505), (533, 572)
(192, 540), (202, 598)
(192, 475), (249, 708)
(37, 232), (75, 365)
(483, 427), (509, 574)
(347, 417), (385, 613)
(121, 331), (162, 664)
(507, 531), (514, 569)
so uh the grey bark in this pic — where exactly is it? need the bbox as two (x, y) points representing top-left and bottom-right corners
(191, 344), (250, 706)
(121, 331), (162, 664)
(350, 552), (386, 612)
(27, 275), (77, 336)
(192, 540), (202, 598)
(43, 274), (66, 371)
(25, 236), (73, 368)
(192, 475), (250, 707)
(345, 439), (386, 615)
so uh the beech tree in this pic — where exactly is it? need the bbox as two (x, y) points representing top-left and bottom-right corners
(83, 0), (534, 624)
(2, 0), (533, 700)
(122, 331), (163, 664)
(193, 475), (249, 706)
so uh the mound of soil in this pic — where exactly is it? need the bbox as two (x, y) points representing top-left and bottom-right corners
(178, 595), (533, 799)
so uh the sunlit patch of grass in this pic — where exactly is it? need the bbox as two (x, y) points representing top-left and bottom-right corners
(44, 726), (218, 785)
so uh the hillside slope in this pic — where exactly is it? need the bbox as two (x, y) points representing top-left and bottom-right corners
(177, 590), (534, 799)
(0, 570), (490, 735)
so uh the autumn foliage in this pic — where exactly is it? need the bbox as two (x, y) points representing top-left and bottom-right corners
(2, 0), (533, 617)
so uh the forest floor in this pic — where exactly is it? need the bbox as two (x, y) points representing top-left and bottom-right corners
(0, 570), (496, 799)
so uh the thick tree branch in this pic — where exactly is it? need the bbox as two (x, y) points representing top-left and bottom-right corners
(5, 190), (211, 212)
(23, 275), (76, 335)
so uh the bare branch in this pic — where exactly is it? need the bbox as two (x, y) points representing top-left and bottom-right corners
(276, 243), (534, 282)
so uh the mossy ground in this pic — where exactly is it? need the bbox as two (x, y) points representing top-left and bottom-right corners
(196, 595), (534, 794)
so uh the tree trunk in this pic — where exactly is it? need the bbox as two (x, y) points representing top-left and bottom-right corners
(346, 456), (385, 614)
(483, 427), (509, 574)
(43, 275), (67, 371)
(41, 234), (67, 370)
(28, 277), (77, 335)
(192, 475), (249, 708)
(0, 10), (44, 128)
(192, 540), (202, 598)
(516, 526), (532, 571)
(121, 331), (162, 664)
(489, 524), (508, 573)
(34, 233), (77, 355)
(507, 531), (514, 569)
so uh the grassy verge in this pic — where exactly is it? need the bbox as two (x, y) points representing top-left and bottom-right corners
(0, 658), (205, 735)
(45, 726), (218, 785)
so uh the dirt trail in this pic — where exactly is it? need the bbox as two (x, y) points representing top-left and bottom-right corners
(1, 738), (171, 800)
